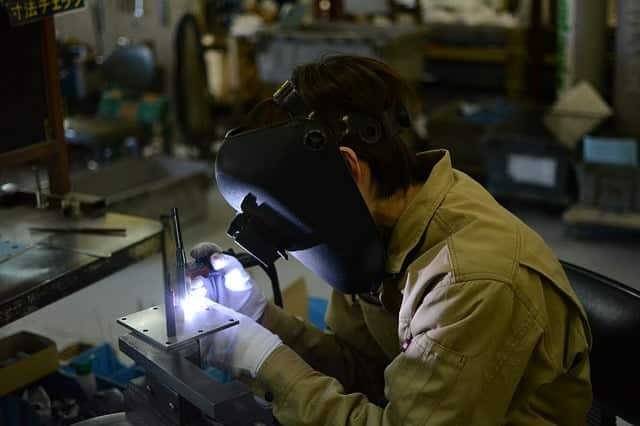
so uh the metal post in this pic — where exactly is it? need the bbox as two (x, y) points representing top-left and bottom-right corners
(160, 218), (177, 338)
(165, 275), (177, 338)
(171, 208), (188, 305)
(33, 166), (45, 209)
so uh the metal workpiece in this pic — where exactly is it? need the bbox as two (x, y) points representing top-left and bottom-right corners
(161, 221), (177, 339)
(119, 334), (275, 425)
(164, 207), (193, 340)
(0, 240), (31, 264)
(29, 226), (127, 236)
(171, 207), (188, 304)
(117, 304), (238, 352)
(165, 281), (177, 338)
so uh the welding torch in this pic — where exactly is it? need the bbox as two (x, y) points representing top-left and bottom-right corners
(186, 249), (283, 309)
(169, 207), (282, 325)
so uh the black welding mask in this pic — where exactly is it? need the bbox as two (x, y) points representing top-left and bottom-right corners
(215, 80), (410, 294)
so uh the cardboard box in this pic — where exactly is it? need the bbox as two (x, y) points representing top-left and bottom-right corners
(543, 82), (613, 150)
(0, 332), (58, 396)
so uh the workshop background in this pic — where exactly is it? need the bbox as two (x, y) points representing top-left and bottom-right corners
(1, 0), (640, 424)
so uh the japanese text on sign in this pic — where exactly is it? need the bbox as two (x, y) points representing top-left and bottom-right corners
(2, 0), (85, 26)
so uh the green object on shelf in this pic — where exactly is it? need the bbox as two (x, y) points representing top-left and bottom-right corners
(71, 358), (93, 375)
(97, 89), (168, 125)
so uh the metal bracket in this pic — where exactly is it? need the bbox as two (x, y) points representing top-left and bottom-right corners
(117, 304), (238, 352)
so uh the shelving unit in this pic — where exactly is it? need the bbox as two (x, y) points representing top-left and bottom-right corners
(0, 14), (69, 194)
(423, 29), (527, 98)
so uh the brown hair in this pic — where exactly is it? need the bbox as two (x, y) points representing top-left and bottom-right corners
(244, 55), (420, 198)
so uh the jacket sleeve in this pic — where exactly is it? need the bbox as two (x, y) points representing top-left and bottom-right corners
(255, 279), (545, 426)
(259, 290), (389, 399)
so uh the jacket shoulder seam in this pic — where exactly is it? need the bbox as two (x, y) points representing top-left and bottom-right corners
(433, 210), (455, 234)
(440, 278), (546, 331)
(510, 220), (522, 283)
(435, 211), (518, 284)
(453, 271), (512, 283)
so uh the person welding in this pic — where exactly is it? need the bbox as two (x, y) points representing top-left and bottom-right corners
(188, 55), (592, 425)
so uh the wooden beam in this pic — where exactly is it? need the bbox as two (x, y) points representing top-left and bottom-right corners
(529, 0), (544, 99)
(0, 141), (53, 167)
(41, 17), (70, 194)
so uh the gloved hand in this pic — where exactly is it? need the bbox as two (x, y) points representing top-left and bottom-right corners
(189, 242), (267, 321)
(201, 302), (282, 378)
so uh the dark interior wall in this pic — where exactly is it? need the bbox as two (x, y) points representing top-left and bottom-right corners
(0, 13), (47, 153)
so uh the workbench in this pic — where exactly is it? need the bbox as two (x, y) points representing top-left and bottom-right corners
(0, 207), (163, 327)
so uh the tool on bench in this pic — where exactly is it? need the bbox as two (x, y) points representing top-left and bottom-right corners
(29, 227), (127, 236)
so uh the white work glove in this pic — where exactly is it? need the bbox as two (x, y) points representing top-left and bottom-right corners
(189, 242), (267, 321)
(201, 302), (281, 378)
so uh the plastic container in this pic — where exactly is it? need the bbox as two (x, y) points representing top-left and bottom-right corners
(71, 359), (97, 397)
(61, 343), (143, 391)
(486, 132), (572, 206)
(484, 104), (573, 206)
(577, 164), (640, 213)
(582, 136), (639, 167)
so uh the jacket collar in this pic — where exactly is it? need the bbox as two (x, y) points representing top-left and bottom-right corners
(385, 150), (454, 275)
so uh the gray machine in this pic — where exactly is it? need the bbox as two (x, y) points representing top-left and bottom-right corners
(76, 208), (276, 426)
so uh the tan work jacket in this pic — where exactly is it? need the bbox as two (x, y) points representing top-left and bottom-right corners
(255, 150), (592, 425)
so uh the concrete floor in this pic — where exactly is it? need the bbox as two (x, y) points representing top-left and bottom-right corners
(1, 185), (638, 425)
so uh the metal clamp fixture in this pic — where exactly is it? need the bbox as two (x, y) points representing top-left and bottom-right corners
(109, 208), (278, 425)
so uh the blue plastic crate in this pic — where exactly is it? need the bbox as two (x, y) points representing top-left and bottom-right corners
(61, 343), (144, 390)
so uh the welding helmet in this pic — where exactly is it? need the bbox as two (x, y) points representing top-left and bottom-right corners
(215, 80), (410, 294)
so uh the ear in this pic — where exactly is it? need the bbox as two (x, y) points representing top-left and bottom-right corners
(339, 146), (362, 182)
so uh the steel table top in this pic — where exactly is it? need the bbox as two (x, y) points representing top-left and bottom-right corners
(0, 206), (162, 326)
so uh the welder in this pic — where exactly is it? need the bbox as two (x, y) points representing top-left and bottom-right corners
(189, 55), (592, 425)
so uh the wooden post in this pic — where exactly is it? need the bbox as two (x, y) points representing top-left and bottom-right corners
(529, 0), (544, 99)
(41, 17), (70, 194)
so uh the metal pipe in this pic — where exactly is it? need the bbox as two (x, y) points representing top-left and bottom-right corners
(165, 280), (177, 338)
(160, 218), (177, 338)
(33, 167), (45, 209)
(171, 208), (188, 304)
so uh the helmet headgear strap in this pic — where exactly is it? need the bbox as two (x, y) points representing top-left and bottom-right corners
(272, 80), (410, 145)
